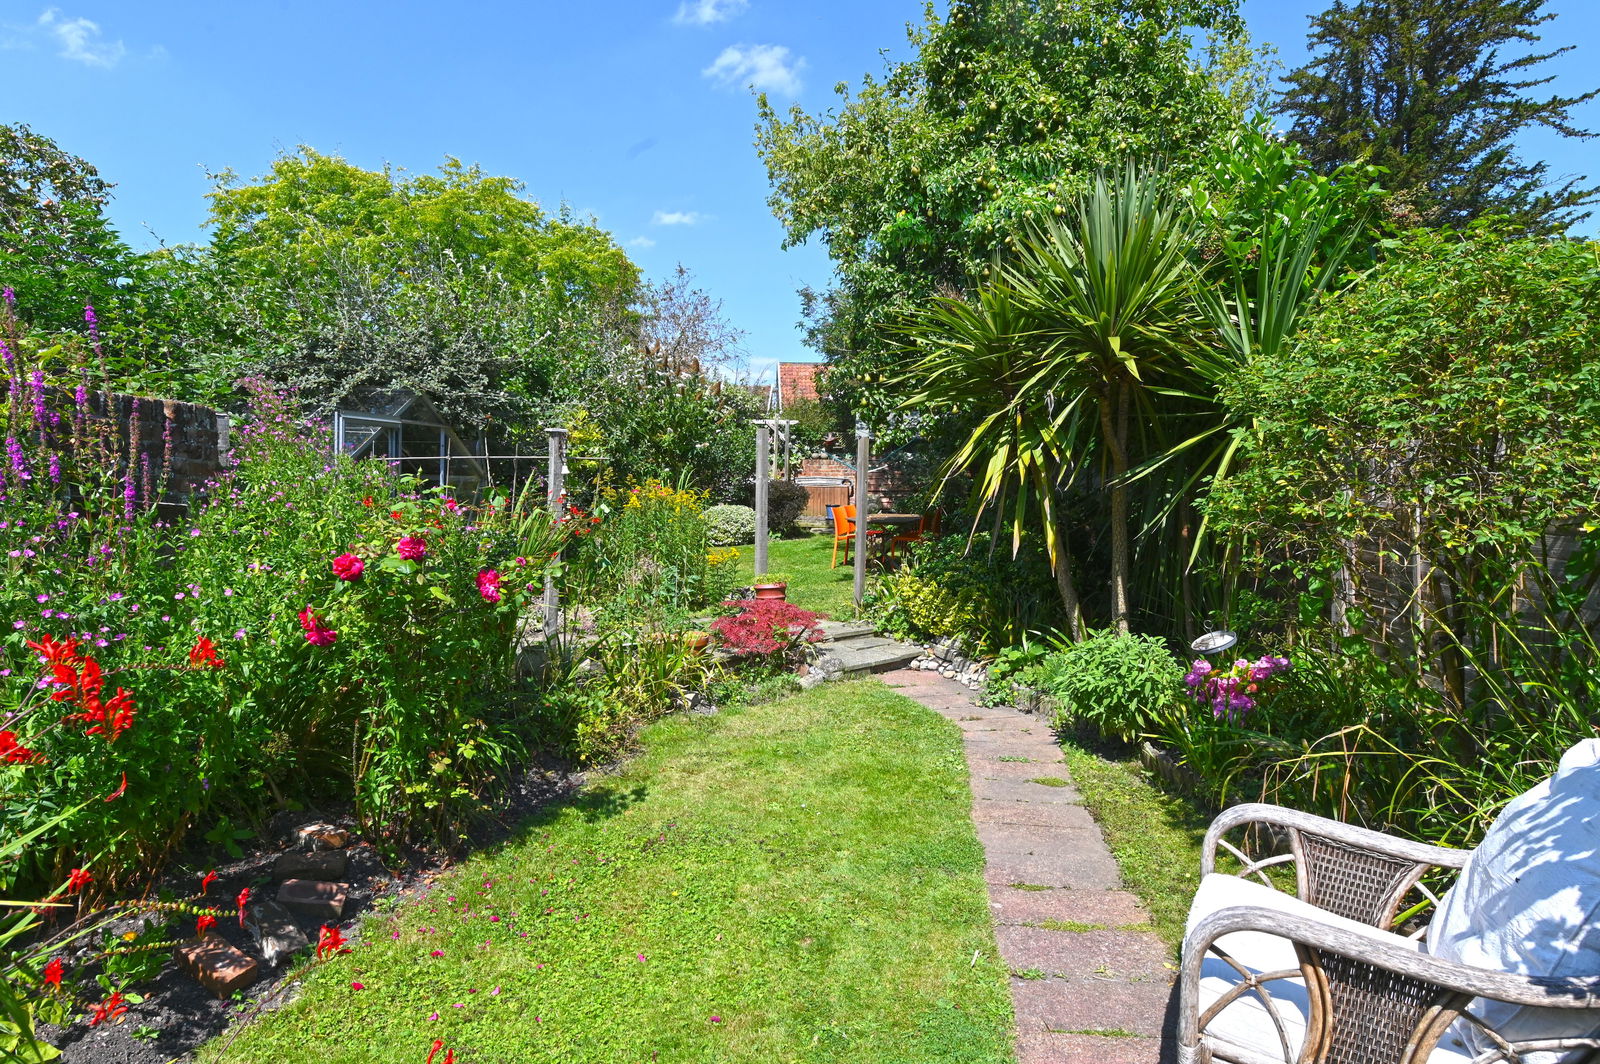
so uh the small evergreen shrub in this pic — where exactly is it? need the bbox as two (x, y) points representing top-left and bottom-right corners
(704, 504), (757, 546)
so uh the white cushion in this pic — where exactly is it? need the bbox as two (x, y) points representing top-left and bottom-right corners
(1186, 873), (1472, 1064)
(1426, 739), (1600, 1064)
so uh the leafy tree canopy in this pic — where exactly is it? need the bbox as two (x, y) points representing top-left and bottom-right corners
(757, 0), (1252, 428)
(1276, 0), (1600, 232)
(184, 148), (641, 431)
(0, 123), (141, 334)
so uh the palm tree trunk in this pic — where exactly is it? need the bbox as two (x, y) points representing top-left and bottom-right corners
(1043, 455), (1084, 641)
(1100, 382), (1132, 635)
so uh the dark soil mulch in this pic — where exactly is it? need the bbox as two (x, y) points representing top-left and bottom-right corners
(37, 754), (585, 1064)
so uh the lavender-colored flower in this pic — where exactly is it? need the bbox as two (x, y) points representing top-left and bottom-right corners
(2, 286), (14, 309)
(123, 468), (137, 519)
(28, 370), (45, 426)
(47, 452), (60, 485)
(6, 438), (30, 482)
(0, 340), (14, 377)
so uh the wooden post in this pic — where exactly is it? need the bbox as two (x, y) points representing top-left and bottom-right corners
(544, 426), (568, 640)
(753, 421), (771, 578)
(854, 420), (870, 607)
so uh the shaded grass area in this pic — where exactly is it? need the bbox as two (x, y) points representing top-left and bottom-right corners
(206, 681), (1013, 1064)
(1056, 739), (1211, 952)
(737, 532), (861, 620)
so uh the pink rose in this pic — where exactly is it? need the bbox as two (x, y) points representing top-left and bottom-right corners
(396, 536), (427, 561)
(476, 569), (502, 604)
(331, 553), (364, 581)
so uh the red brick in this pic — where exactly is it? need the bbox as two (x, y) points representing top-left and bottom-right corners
(176, 933), (259, 997)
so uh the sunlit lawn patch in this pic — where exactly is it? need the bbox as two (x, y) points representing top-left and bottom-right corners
(735, 533), (860, 619)
(205, 681), (1012, 1063)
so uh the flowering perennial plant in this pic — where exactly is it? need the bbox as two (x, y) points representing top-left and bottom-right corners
(1184, 654), (1291, 719)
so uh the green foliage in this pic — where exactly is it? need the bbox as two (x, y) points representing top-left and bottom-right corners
(575, 360), (766, 502)
(1035, 630), (1185, 744)
(0, 305), (567, 887)
(565, 482), (736, 624)
(735, 479), (808, 533)
(179, 148), (640, 429)
(1209, 226), (1600, 595)
(703, 504), (757, 546)
(0, 123), (134, 337)
(1276, 0), (1600, 232)
(758, 0), (1250, 429)
(866, 532), (1062, 653)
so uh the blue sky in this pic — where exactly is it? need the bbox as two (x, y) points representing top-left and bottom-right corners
(5, 1), (1598, 387)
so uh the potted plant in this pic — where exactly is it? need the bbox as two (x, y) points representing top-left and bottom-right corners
(681, 630), (711, 654)
(751, 571), (791, 601)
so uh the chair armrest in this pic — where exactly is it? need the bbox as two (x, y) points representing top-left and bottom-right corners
(1202, 802), (1471, 878)
(1182, 904), (1600, 1014)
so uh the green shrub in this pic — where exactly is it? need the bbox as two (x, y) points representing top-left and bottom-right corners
(704, 504), (757, 546)
(566, 481), (721, 621)
(768, 480), (809, 530)
(1043, 630), (1185, 745)
(865, 532), (1062, 652)
(735, 480), (809, 532)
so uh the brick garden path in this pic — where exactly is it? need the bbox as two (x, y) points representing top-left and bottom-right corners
(881, 668), (1175, 1064)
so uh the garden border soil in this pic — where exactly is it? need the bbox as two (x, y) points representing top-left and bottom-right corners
(41, 753), (586, 1064)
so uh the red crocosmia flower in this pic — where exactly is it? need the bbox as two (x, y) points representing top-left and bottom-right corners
(237, 887), (251, 927)
(362, 496), (375, 507)
(316, 923), (348, 960)
(200, 870), (218, 894)
(444, 1052), (454, 1064)
(189, 636), (224, 669)
(0, 730), (37, 763)
(104, 771), (127, 802)
(196, 913), (217, 936)
(395, 535), (427, 561)
(390, 511), (403, 521)
(66, 868), (92, 894)
(26, 634), (82, 669)
(42, 957), (63, 987)
(476, 570), (502, 604)
(331, 553), (364, 581)
(88, 991), (127, 1026)
(84, 688), (135, 741)
(427, 1039), (445, 1064)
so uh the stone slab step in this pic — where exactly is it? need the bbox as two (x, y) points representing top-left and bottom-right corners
(816, 619), (876, 641)
(832, 642), (921, 675)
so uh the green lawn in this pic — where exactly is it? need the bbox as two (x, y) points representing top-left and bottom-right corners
(736, 532), (862, 620)
(207, 681), (1013, 1064)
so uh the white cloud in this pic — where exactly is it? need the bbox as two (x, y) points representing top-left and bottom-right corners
(37, 8), (125, 67)
(702, 43), (804, 97)
(651, 210), (702, 227)
(673, 0), (748, 25)
(628, 236), (657, 249)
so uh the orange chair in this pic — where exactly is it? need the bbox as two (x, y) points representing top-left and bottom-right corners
(829, 505), (887, 569)
(891, 509), (943, 559)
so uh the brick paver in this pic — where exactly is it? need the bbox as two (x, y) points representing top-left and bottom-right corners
(882, 668), (1173, 1064)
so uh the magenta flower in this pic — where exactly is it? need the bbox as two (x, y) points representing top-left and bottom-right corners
(331, 553), (364, 581)
(476, 569), (502, 604)
(396, 536), (428, 561)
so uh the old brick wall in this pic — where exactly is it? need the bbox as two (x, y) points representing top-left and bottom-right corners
(65, 387), (229, 504)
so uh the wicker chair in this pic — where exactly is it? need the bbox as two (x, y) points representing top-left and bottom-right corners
(1180, 803), (1600, 1064)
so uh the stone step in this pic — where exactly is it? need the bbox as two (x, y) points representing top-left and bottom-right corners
(816, 619), (877, 641)
(832, 641), (921, 675)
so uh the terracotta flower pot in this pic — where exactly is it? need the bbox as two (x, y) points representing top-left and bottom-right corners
(753, 582), (787, 601)
(682, 631), (710, 654)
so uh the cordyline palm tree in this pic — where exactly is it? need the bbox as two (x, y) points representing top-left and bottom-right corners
(898, 282), (1093, 637)
(901, 164), (1205, 636)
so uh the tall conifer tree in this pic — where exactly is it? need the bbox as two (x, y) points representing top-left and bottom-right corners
(1276, 0), (1598, 231)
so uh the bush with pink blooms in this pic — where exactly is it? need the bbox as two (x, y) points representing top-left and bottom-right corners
(0, 297), (568, 900)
